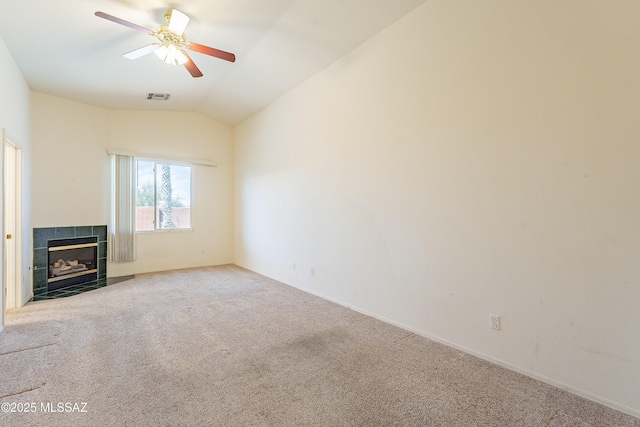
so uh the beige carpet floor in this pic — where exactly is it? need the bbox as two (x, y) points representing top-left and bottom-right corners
(0, 265), (638, 426)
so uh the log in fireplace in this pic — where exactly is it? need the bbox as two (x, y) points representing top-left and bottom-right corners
(47, 236), (98, 291)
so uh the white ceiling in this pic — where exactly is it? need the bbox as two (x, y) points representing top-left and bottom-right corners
(0, 0), (428, 126)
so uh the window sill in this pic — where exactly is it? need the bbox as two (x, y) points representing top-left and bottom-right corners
(135, 228), (193, 234)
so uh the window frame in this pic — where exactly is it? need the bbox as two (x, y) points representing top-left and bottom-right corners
(134, 157), (193, 233)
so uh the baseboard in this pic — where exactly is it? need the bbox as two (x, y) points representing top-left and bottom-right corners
(382, 317), (640, 420)
(283, 280), (640, 420)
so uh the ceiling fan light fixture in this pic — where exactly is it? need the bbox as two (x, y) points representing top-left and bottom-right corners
(154, 44), (188, 66)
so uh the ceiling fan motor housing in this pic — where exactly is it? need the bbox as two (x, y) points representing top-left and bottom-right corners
(156, 25), (187, 49)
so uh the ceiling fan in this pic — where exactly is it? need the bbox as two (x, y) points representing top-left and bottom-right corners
(95, 9), (236, 78)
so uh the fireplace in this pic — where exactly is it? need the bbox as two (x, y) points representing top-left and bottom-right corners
(33, 226), (108, 299)
(47, 236), (98, 291)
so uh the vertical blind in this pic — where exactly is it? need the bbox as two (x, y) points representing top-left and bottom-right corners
(110, 154), (136, 262)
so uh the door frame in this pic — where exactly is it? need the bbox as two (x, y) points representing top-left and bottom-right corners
(2, 128), (23, 324)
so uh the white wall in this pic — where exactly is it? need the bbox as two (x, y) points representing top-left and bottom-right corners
(31, 93), (110, 227)
(0, 36), (33, 320)
(32, 93), (234, 276)
(234, 0), (640, 417)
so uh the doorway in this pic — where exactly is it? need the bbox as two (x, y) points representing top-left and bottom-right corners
(2, 129), (23, 325)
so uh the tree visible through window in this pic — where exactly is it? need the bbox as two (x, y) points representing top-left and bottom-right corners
(135, 160), (191, 231)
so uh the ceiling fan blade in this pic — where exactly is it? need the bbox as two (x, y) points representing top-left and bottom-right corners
(188, 42), (236, 63)
(183, 52), (203, 78)
(95, 11), (154, 35)
(168, 9), (190, 36)
(123, 44), (161, 60)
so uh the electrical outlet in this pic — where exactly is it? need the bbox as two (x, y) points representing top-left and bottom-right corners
(489, 314), (501, 331)
(310, 268), (315, 276)
(293, 263), (296, 271)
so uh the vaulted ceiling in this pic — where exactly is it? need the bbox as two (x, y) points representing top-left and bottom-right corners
(0, 0), (428, 126)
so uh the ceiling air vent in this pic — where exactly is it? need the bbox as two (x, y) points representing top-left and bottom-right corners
(146, 93), (171, 101)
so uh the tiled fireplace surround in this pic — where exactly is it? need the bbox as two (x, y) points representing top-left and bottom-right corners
(33, 225), (107, 300)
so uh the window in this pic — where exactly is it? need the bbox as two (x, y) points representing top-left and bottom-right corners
(135, 159), (192, 231)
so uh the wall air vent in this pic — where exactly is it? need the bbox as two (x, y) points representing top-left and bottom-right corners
(146, 93), (171, 101)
